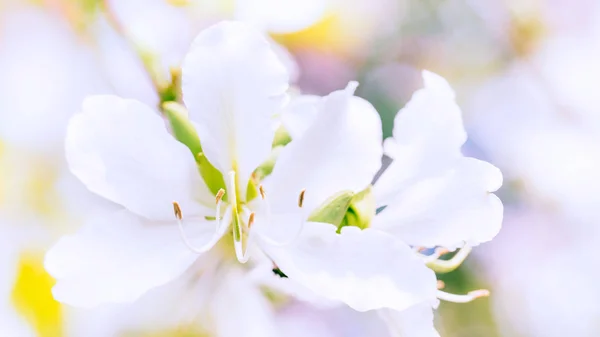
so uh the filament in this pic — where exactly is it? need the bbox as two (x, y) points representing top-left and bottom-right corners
(437, 289), (490, 303)
(173, 201), (225, 254)
(255, 186), (306, 247)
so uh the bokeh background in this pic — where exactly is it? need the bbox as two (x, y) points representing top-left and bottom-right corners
(1, 0), (599, 336)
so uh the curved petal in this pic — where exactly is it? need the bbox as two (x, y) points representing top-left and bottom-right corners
(379, 302), (440, 337)
(182, 21), (289, 198)
(374, 157), (503, 249)
(265, 223), (437, 312)
(374, 70), (467, 205)
(212, 268), (277, 337)
(280, 94), (320, 139)
(265, 84), (383, 216)
(44, 210), (216, 308)
(66, 95), (207, 221)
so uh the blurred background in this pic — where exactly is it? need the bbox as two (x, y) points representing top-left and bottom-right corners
(1, 0), (599, 336)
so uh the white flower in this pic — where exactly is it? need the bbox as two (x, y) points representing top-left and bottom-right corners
(282, 70), (503, 336)
(45, 21), (437, 314)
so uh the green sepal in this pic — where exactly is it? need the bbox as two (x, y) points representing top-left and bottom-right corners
(163, 102), (201, 154)
(246, 180), (259, 202)
(308, 190), (355, 227)
(253, 146), (282, 182)
(272, 125), (292, 147)
(163, 102), (226, 196)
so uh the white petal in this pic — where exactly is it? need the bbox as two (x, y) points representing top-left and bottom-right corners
(265, 223), (437, 312)
(182, 21), (289, 197)
(265, 84), (383, 215)
(375, 71), (466, 205)
(379, 302), (440, 337)
(213, 268), (277, 337)
(280, 94), (321, 139)
(235, 0), (328, 34)
(45, 210), (215, 308)
(374, 158), (503, 249)
(66, 95), (207, 220)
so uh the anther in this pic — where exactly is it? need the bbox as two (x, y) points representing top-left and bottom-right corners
(173, 201), (182, 220)
(298, 189), (306, 208)
(259, 185), (266, 200)
(437, 289), (490, 303)
(248, 212), (256, 229)
(437, 280), (446, 290)
(173, 201), (222, 254)
(215, 188), (225, 204)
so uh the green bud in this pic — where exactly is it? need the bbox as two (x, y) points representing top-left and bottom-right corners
(308, 191), (355, 227)
(163, 102), (226, 196)
(340, 185), (376, 231)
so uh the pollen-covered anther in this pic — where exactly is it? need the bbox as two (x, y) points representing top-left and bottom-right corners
(248, 212), (256, 229)
(215, 188), (225, 204)
(436, 280), (446, 290)
(259, 184), (266, 200)
(437, 288), (490, 303)
(298, 189), (306, 208)
(173, 201), (183, 220)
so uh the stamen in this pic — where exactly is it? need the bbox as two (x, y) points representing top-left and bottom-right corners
(437, 289), (490, 303)
(215, 188), (225, 204)
(437, 280), (446, 290)
(214, 189), (225, 232)
(298, 189), (306, 208)
(259, 184), (266, 200)
(173, 201), (182, 220)
(247, 212), (256, 229)
(173, 201), (223, 254)
(427, 245), (473, 273)
(229, 171), (252, 263)
(256, 186), (305, 247)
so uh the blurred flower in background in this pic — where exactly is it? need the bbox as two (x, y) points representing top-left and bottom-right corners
(0, 0), (598, 336)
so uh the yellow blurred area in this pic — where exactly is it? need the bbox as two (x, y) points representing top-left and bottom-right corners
(11, 251), (63, 337)
(272, 14), (343, 51)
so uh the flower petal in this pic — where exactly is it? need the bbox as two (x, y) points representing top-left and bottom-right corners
(374, 70), (466, 205)
(44, 210), (215, 308)
(66, 95), (208, 220)
(373, 71), (503, 249)
(265, 84), (383, 215)
(213, 268), (277, 337)
(182, 21), (289, 197)
(374, 157), (503, 249)
(265, 223), (437, 312)
(280, 94), (320, 139)
(379, 302), (440, 337)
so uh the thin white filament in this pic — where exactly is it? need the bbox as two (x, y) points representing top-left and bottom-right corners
(175, 202), (229, 254)
(437, 289), (489, 303)
(256, 188), (305, 247)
